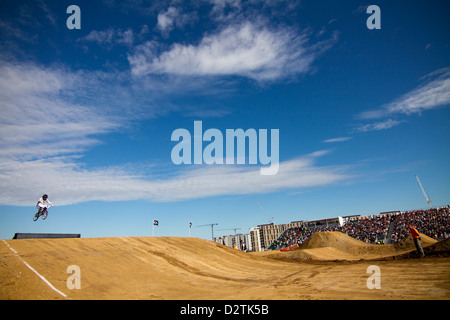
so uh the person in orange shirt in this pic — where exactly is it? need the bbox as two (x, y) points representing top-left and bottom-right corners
(409, 225), (425, 258)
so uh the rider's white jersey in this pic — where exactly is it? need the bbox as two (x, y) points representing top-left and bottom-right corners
(36, 197), (53, 209)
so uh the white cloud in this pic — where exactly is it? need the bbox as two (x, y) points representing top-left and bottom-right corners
(206, 0), (301, 24)
(354, 67), (450, 133)
(0, 59), (351, 206)
(0, 150), (350, 206)
(323, 137), (352, 143)
(81, 27), (135, 47)
(356, 119), (402, 133)
(156, 6), (197, 36)
(157, 7), (179, 33)
(128, 21), (337, 81)
(385, 67), (450, 115)
(208, 0), (242, 20)
(358, 67), (450, 120)
(0, 61), (117, 161)
(209, 0), (241, 12)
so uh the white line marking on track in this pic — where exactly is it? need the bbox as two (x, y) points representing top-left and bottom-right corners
(2, 240), (70, 299)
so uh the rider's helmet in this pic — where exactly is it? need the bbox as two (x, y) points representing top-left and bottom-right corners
(42, 194), (48, 200)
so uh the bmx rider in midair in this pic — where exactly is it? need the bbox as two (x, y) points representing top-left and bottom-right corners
(36, 194), (53, 216)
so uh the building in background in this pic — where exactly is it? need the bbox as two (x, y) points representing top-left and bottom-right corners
(214, 233), (252, 251)
(219, 217), (347, 252)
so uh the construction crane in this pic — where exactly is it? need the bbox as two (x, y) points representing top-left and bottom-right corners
(196, 223), (218, 240)
(217, 228), (241, 235)
(415, 174), (432, 208)
(257, 201), (274, 224)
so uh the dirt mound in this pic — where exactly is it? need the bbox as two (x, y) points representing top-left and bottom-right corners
(394, 237), (450, 259)
(265, 231), (441, 262)
(429, 237), (450, 252)
(300, 231), (377, 250)
(299, 231), (396, 257)
(393, 233), (437, 251)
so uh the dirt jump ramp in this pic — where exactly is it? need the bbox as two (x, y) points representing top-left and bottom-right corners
(264, 231), (442, 262)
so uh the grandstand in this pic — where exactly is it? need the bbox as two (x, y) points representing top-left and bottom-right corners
(265, 206), (450, 251)
(248, 221), (304, 252)
(214, 206), (449, 252)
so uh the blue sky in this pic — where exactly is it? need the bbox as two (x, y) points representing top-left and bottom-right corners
(0, 0), (449, 240)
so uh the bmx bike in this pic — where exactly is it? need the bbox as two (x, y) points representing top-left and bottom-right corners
(33, 206), (51, 221)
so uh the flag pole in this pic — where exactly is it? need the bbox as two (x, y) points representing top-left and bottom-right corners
(152, 220), (159, 237)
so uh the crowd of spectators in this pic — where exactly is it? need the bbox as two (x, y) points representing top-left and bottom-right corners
(268, 224), (340, 250)
(390, 206), (450, 243)
(268, 225), (311, 250)
(340, 214), (390, 244)
(269, 206), (450, 250)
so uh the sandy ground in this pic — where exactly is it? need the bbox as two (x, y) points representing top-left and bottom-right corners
(1, 232), (449, 300)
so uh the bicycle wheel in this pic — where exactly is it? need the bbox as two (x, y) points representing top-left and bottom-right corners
(33, 213), (39, 221)
(42, 210), (48, 220)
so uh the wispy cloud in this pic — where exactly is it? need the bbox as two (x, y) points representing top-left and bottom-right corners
(355, 67), (450, 133)
(323, 137), (352, 143)
(0, 2), (346, 207)
(156, 6), (197, 36)
(0, 59), (351, 206)
(0, 150), (351, 206)
(128, 21), (338, 81)
(0, 60), (118, 161)
(358, 67), (450, 120)
(355, 119), (403, 133)
(385, 67), (450, 115)
(157, 6), (178, 34)
(80, 27), (135, 48)
(207, 0), (301, 24)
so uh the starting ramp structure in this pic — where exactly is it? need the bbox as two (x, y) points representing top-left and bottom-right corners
(12, 233), (81, 239)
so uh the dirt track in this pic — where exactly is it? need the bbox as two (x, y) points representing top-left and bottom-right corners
(1, 232), (449, 300)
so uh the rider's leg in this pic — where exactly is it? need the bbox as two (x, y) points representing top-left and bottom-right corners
(37, 204), (45, 214)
